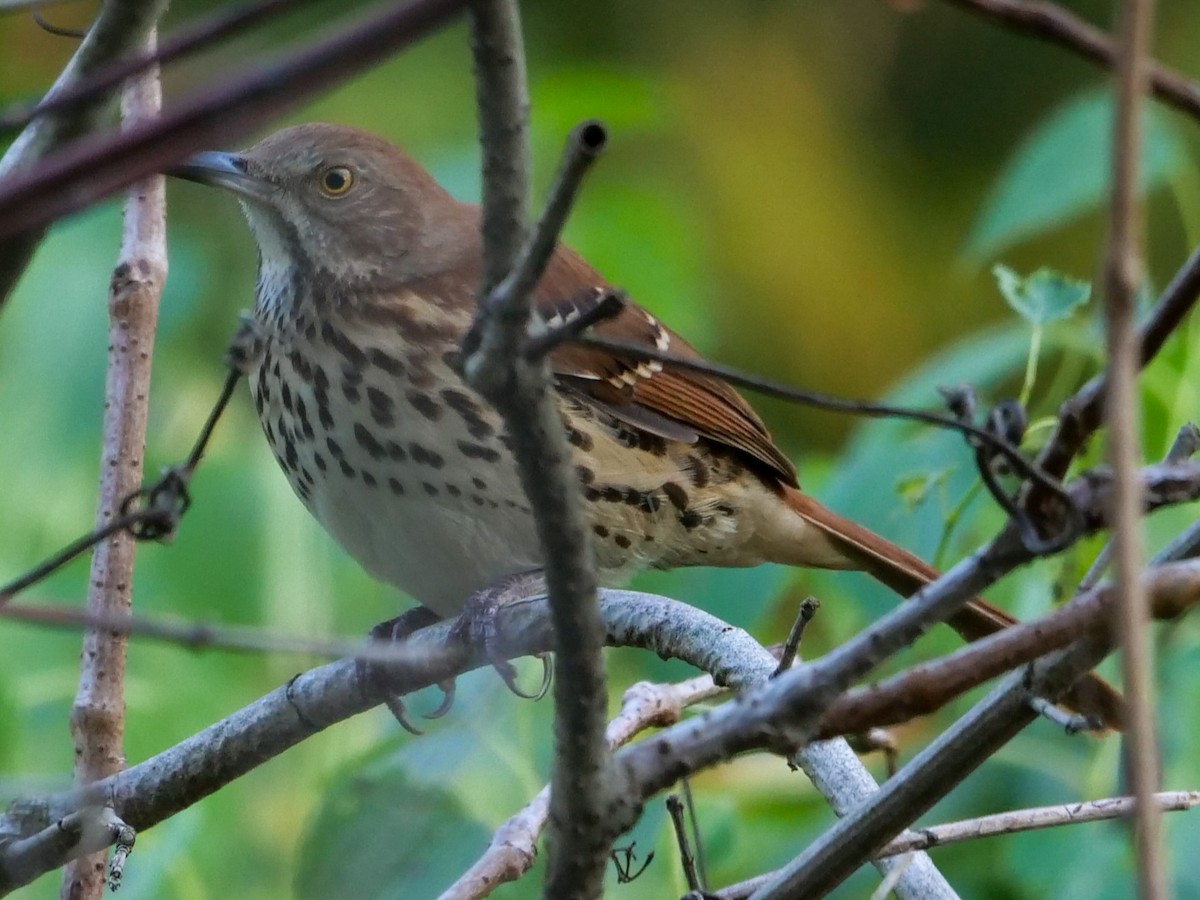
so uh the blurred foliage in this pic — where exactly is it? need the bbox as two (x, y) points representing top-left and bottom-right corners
(3, 0), (1200, 897)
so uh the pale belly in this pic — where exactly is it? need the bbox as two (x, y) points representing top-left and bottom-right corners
(251, 333), (546, 617)
(249, 322), (779, 618)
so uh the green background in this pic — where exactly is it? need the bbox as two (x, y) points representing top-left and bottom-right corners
(3, 1), (1200, 896)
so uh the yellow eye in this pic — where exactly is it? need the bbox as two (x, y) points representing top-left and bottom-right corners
(318, 166), (354, 197)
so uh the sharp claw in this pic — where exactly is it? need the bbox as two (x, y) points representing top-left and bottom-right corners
(360, 606), (445, 732)
(533, 653), (553, 701)
(492, 653), (554, 700)
(385, 695), (424, 736)
(423, 679), (457, 720)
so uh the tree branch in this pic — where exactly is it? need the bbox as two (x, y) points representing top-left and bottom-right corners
(0, 0), (169, 307)
(713, 791), (1200, 899)
(0, 0), (469, 242)
(60, 21), (167, 900)
(1104, 0), (1163, 892)
(939, 0), (1200, 122)
(462, 4), (618, 892)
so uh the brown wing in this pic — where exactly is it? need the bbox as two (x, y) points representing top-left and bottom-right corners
(536, 245), (799, 486)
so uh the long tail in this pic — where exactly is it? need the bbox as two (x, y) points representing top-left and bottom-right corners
(781, 486), (1125, 731)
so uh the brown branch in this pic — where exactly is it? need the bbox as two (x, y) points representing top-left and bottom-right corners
(0, 0), (469, 242)
(0, 0), (314, 134)
(1104, 0), (1164, 893)
(813, 559), (1200, 740)
(0, 0), (169, 307)
(60, 24), (166, 900)
(940, 0), (1200, 122)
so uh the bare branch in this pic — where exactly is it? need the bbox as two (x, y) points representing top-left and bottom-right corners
(462, 6), (618, 891)
(0, 0), (169, 306)
(879, 792), (1200, 857)
(939, 0), (1200, 122)
(0, 0), (314, 134)
(813, 559), (1200, 740)
(60, 22), (166, 899)
(0, 0), (469, 242)
(714, 792), (1200, 899)
(440, 675), (720, 900)
(1104, 0), (1164, 893)
(0, 590), (947, 898)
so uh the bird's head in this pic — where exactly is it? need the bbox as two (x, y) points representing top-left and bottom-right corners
(171, 123), (475, 291)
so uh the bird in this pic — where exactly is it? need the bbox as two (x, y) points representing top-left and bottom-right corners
(170, 123), (1123, 730)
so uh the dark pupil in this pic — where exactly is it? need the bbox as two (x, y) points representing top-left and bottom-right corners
(324, 170), (347, 191)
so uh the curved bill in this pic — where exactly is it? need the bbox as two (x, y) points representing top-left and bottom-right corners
(168, 151), (273, 202)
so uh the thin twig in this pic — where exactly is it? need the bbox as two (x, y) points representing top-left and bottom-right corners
(714, 791), (1200, 899)
(0, 364), (244, 606)
(1079, 423), (1199, 590)
(879, 791), (1200, 857)
(572, 333), (1075, 531)
(1104, 0), (1163, 894)
(0, 0), (312, 133)
(813, 560), (1200, 739)
(680, 778), (707, 890)
(61, 25), (166, 899)
(667, 794), (703, 892)
(939, 0), (1200, 122)
(0, 0), (470, 242)
(773, 597), (820, 676)
(0, 601), (437, 663)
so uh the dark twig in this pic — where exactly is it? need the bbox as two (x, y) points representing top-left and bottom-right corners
(0, 363), (244, 606)
(773, 597), (819, 676)
(812, 560), (1200, 740)
(1079, 423), (1199, 590)
(1032, 242), (1200, 491)
(0, 0), (311, 133)
(523, 286), (626, 358)
(0, 0), (470, 241)
(573, 334), (1077, 544)
(462, 12), (619, 890)
(680, 778), (708, 890)
(940, 0), (1200, 122)
(463, 120), (609, 378)
(667, 794), (703, 892)
(31, 6), (87, 39)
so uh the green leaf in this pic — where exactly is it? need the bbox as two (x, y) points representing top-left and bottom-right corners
(965, 90), (1186, 260)
(993, 264), (1091, 326)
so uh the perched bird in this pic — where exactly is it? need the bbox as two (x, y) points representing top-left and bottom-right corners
(172, 123), (1122, 729)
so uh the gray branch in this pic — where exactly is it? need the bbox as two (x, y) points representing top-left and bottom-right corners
(463, 2), (620, 895)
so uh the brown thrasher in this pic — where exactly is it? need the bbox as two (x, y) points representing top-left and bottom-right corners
(173, 123), (1122, 729)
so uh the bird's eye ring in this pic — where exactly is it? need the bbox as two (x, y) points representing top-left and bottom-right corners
(318, 166), (354, 197)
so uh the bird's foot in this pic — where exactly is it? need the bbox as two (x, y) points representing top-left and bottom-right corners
(358, 605), (454, 734)
(450, 571), (553, 702)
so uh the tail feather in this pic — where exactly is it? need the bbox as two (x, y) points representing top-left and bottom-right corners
(780, 486), (1125, 731)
